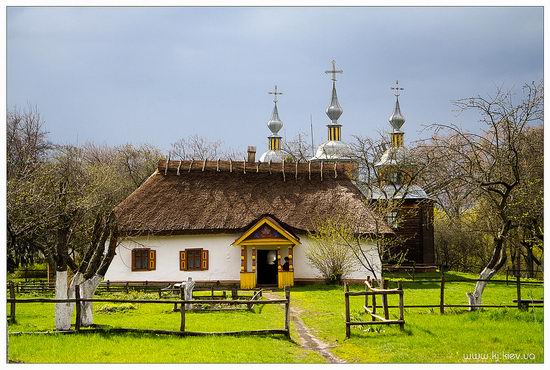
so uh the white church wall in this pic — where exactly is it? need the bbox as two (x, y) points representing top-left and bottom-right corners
(104, 234), (242, 283)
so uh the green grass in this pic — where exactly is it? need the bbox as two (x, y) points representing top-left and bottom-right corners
(7, 290), (323, 363)
(7, 272), (544, 363)
(8, 333), (322, 363)
(277, 271), (544, 363)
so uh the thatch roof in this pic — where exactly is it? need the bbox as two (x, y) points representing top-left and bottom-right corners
(114, 160), (389, 236)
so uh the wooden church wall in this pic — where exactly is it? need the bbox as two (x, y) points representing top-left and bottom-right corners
(393, 200), (435, 265)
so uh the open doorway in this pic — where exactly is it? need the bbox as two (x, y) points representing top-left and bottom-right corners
(257, 250), (278, 286)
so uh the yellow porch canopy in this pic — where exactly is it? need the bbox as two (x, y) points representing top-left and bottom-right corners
(233, 216), (300, 289)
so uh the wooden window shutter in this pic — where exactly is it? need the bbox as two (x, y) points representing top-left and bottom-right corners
(201, 250), (209, 271)
(131, 249), (136, 271)
(148, 250), (156, 270)
(180, 251), (187, 271)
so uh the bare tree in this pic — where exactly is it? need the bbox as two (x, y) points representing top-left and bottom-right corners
(433, 207), (493, 272)
(283, 132), (313, 162)
(423, 81), (543, 309)
(306, 133), (432, 282)
(306, 218), (357, 284)
(350, 134), (433, 268)
(170, 134), (244, 160)
(7, 107), (163, 329)
(7, 106), (53, 270)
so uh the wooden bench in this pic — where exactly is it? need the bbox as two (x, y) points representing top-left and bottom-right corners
(513, 299), (543, 310)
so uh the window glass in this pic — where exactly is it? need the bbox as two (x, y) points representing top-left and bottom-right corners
(187, 249), (201, 270)
(134, 249), (149, 270)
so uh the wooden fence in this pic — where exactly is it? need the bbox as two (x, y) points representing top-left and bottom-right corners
(404, 269), (544, 312)
(344, 279), (404, 338)
(6, 280), (253, 299)
(505, 267), (544, 281)
(363, 272), (544, 312)
(7, 284), (291, 337)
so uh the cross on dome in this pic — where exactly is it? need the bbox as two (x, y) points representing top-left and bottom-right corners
(391, 80), (404, 97)
(268, 85), (283, 103)
(325, 60), (343, 82)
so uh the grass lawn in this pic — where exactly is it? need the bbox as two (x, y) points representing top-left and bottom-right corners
(7, 272), (544, 363)
(282, 271), (544, 363)
(7, 290), (322, 363)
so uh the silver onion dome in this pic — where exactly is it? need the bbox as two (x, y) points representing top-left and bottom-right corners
(313, 140), (352, 160)
(389, 97), (405, 131)
(326, 82), (343, 123)
(374, 145), (409, 167)
(267, 102), (283, 134)
(259, 149), (287, 163)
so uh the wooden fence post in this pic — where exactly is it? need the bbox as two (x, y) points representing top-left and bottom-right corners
(382, 280), (389, 320)
(371, 292), (377, 321)
(231, 287), (237, 300)
(505, 268), (509, 286)
(364, 279), (369, 312)
(125, 282), (129, 294)
(398, 281), (404, 330)
(344, 283), (351, 339)
(516, 274), (523, 310)
(440, 267), (445, 314)
(284, 287), (290, 336)
(75, 285), (82, 332)
(9, 281), (16, 324)
(180, 286), (186, 332)
(106, 280), (110, 292)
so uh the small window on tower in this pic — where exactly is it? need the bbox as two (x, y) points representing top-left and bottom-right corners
(388, 171), (403, 184)
(386, 211), (399, 228)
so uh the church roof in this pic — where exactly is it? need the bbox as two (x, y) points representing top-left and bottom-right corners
(312, 140), (353, 161)
(114, 159), (390, 236)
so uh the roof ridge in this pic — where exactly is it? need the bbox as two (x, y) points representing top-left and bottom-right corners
(157, 159), (357, 180)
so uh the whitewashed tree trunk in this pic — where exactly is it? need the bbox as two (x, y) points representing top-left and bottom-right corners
(80, 275), (102, 326)
(54, 271), (71, 330)
(65, 272), (103, 327)
(466, 267), (495, 310)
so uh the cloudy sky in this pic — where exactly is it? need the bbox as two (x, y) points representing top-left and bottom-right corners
(7, 6), (543, 155)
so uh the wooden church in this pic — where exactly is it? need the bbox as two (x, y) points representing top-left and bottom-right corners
(105, 61), (435, 288)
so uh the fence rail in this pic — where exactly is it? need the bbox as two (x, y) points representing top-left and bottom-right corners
(6, 280), (260, 300)
(7, 284), (291, 337)
(344, 279), (405, 338)
(385, 270), (543, 312)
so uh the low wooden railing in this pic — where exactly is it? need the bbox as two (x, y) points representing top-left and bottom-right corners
(7, 285), (291, 337)
(344, 278), (404, 338)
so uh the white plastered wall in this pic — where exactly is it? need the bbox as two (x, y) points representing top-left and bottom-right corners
(105, 232), (381, 282)
(104, 234), (242, 282)
(293, 234), (381, 281)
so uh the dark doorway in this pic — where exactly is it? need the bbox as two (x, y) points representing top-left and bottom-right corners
(257, 250), (278, 286)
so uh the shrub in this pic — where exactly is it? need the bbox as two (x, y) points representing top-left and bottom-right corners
(96, 303), (137, 313)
